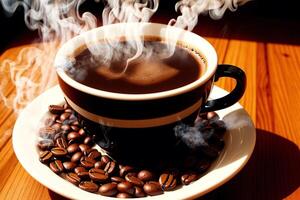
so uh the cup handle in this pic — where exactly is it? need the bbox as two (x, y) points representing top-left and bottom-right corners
(200, 64), (246, 113)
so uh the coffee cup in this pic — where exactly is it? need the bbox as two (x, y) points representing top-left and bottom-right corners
(54, 23), (246, 163)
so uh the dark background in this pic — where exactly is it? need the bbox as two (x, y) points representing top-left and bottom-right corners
(1, 0), (300, 53)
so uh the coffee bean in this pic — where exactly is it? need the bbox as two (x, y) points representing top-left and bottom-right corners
(60, 112), (71, 121)
(143, 181), (163, 196)
(65, 172), (81, 185)
(37, 139), (54, 150)
(111, 176), (125, 183)
(61, 124), (71, 132)
(56, 137), (68, 149)
(71, 151), (83, 163)
(87, 149), (101, 160)
(125, 174), (143, 187)
(74, 166), (87, 174)
(49, 105), (64, 114)
(101, 155), (111, 164)
(39, 127), (56, 139)
(201, 145), (219, 158)
(78, 128), (86, 137)
(134, 186), (146, 198)
(63, 161), (77, 171)
(207, 111), (219, 121)
(67, 143), (80, 154)
(159, 173), (177, 191)
(67, 132), (81, 141)
(181, 172), (199, 185)
(137, 170), (155, 182)
(104, 161), (117, 175)
(51, 123), (62, 132)
(49, 160), (64, 174)
(55, 119), (63, 124)
(116, 193), (132, 198)
(68, 139), (77, 145)
(72, 120), (80, 126)
(51, 147), (68, 157)
(117, 181), (134, 195)
(78, 171), (90, 179)
(64, 108), (73, 113)
(98, 183), (118, 197)
(119, 166), (134, 177)
(89, 168), (108, 182)
(83, 136), (93, 146)
(39, 151), (53, 163)
(71, 125), (80, 131)
(81, 159), (95, 169)
(94, 161), (106, 169)
(79, 144), (90, 154)
(79, 181), (99, 193)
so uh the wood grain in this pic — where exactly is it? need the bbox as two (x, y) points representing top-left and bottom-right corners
(0, 31), (299, 200)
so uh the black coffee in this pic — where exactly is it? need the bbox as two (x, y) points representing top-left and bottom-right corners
(68, 37), (205, 94)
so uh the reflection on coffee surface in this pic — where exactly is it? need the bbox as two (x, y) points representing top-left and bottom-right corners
(67, 37), (205, 94)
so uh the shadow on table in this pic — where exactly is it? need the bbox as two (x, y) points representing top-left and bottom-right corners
(198, 128), (300, 200)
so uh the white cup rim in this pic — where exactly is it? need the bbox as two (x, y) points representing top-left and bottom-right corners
(54, 22), (218, 101)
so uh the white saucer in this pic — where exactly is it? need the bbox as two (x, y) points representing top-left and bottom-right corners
(12, 85), (256, 200)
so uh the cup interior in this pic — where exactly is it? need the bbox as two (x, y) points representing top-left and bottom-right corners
(54, 23), (218, 100)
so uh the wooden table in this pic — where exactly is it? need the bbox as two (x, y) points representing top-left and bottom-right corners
(0, 18), (300, 200)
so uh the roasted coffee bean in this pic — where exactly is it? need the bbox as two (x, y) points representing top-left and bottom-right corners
(117, 181), (134, 195)
(51, 123), (62, 132)
(49, 105), (64, 114)
(111, 176), (125, 183)
(98, 183), (118, 197)
(67, 132), (81, 141)
(159, 173), (177, 191)
(64, 108), (73, 113)
(49, 160), (64, 174)
(61, 124), (71, 132)
(56, 137), (68, 149)
(68, 139), (77, 145)
(127, 172), (138, 177)
(200, 145), (219, 158)
(67, 143), (80, 154)
(60, 112), (71, 121)
(119, 166), (134, 177)
(55, 119), (63, 124)
(71, 125), (80, 131)
(65, 172), (81, 185)
(79, 144), (90, 154)
(79, 181), (99, 193)
(37, 139), (54, 150)
(89, 168), (108, 182)
(74, 166), (87, 174)
(134, 186), (146, 198)
(143, 181), (163, 196)
(71, 151), (83, 163)
(39, 151), (53, 163)
(125, 174), (143, 187)
(84, 136), (93, 146)
(94, 161), (106, 169)
(101, 155), (111, 164)
(81, 157), (96, 169)
(104, 161), (117, 175)
(116, 193), (132, 198)
(63, 161), (77, 171)
(78, 171), (90, 179)
(137, 170), (155, 182)
(72, 120), (80, 126)
(51, 147), (68, 157)
(87, 149), (101, 160)
(181, 172), (199, 185)
(77, 128), (85, 136)
(39, 127), (56, 139)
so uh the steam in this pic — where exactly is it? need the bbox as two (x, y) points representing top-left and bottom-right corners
(0, 0), (249, 112)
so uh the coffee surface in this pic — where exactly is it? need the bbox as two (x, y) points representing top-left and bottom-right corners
(67, 39), (204, 94)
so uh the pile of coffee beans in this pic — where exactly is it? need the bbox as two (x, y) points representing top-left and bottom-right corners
(37, 103), (226, 198)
